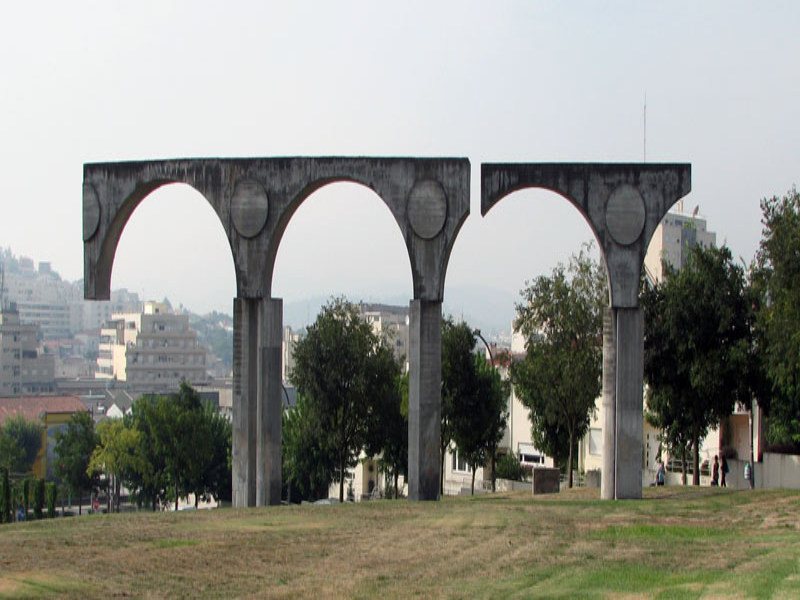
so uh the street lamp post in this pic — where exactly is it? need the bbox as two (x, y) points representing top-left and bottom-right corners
(473, 329), (494, 369)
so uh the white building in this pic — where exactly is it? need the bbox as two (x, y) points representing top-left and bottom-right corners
(95, 301), (209, 391)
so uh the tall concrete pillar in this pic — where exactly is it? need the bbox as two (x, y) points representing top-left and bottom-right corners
(601, 308), (617, 500)
(614, 307), (644, 499)
(256, 298), (283, 506)
(408, 299), (442, 501)
(232, 297), (258, 507)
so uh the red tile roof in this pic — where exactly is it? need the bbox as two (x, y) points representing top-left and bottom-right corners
(0, 396), (88, 426)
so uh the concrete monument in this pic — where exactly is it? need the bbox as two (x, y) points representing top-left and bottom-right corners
(83, 157), (470, 506)
(481, 163), (691, 499)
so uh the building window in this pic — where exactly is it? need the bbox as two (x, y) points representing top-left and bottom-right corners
(589, 428), (603, 456)
(451, 450), (470, 473)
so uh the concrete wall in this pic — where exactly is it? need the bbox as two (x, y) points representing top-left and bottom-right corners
(760, 453), (800, 490)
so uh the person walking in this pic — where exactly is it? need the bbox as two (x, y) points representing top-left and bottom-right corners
(711, 455), (719, 486)
(720, 456), (729, 488)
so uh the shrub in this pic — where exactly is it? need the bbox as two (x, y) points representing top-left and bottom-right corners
(32, 478), (44, 519)
(22, 478), (30, 517)
(1, 469), (11, 524)
(496, 453), (529, 482)
(45, 483), (57, 519)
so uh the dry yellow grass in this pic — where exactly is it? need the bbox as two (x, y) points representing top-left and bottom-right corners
(0, 486), (798, 598)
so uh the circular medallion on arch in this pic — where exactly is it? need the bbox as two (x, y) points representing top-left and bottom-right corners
(231, 179), (270, 239)
(605, 184), (646, 246)
(83, 183), (101, 241)
(407, 179), (448, 240)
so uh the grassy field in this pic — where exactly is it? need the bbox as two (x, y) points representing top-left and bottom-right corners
(0, 486), (798, 598)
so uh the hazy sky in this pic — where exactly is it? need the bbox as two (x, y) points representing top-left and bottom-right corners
(2, 2), (798, 328)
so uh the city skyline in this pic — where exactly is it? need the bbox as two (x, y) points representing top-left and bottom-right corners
(2, 2), (797, 322)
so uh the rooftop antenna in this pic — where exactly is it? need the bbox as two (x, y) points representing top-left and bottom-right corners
(643, 92), (647, 162)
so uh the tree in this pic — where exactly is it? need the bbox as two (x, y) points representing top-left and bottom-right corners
(54, 411), (99, 515)
(282, 393), (337, 503)
(89, 418), (146, 512)
(441, 318), (478, 494)
(451, 354), (509, 494)
(291, 297), (401, 502)
(0, 416), (43, 475)
(643, 244), (751, 485)
(372, 372), (408, 499)
(754, 188), (800, 447)
(511, 244), (606, 488)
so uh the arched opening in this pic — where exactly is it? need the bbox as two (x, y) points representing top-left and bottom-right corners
(272, 181), (413, 325)
(272, 181), (413, 503)
(443, 188), (605, 495)
(106, 183), (237, 386)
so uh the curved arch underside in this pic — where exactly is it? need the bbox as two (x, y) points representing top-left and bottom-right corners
(481, 163), (691, 308)
(83, 157), (471, 304)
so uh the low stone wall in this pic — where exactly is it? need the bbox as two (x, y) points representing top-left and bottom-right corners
(761, 453), (800, 489)
(496, 478), (530, 492)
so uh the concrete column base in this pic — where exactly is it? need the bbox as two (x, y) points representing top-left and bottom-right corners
(408, 299), (442, 501)
(614, 307), (644, 499)
(232, 297), (258, 508)
(257, 298), (283, 506)
(601, 307), (617, 500)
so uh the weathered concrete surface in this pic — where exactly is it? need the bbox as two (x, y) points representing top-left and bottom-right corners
(615, 307), (644, 498)
(83, 157), (470, 507)
(601, 307), (617, 500)
(481, 163), (691, 500)
(531, 468), (560, 495)
(481, 163), (691, 308)
(257, 298), (282, 506)
(232, 297), (258, 507)
(83, 158), (470, 303)
(408, 299), (442, 501)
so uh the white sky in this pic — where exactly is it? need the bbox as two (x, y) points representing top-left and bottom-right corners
(1, 2), (798, 326)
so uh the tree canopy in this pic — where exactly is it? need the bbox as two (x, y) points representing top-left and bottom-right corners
(441, 318), (478, 493)
(90, 383), (232, 511)
(451, 354), (509, 494)
(754, 188), (800, 447)
(643, 244), (751, 484)
(0, 416), (43, 475)
(54, 411), (99, 515)
(510, 244), (606, 487)
(290, 297), (403, 502)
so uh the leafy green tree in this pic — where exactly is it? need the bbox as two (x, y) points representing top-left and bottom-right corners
(511, 245), (606, 488)
(123, 398), (170, 510)
(643, 244), (751, 485)
(54, 411), (99, 515)
(202, 405), (232, 505)
(282, 393), (337, 502)
(45, 482), (56, 519)
(441, 318), (478, 494)
(451, 354), (509, 494)
(291, 297), (401, 502)
(372, 372), (408, 499)
(32, 478), (44, 519)
(89, 418), (146, 512)
(754, 188), (800, 447)
(479, 357), (510, 492)
(0, 416), (43, 474)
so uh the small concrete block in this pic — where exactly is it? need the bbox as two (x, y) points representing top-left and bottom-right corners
(531, 468), (560, 495)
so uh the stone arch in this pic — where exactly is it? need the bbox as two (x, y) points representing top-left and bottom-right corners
(83, 161), (236, 301)
(270, 180), (414, 297)
(481, 162), (691, 500)
(84, 157), (470, 507)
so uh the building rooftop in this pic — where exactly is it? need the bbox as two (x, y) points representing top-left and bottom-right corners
(0, 395), (88, 426)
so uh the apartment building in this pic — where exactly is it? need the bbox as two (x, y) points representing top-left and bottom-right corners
(0, 307), (55, 396)
(96, 301), (209, 392)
